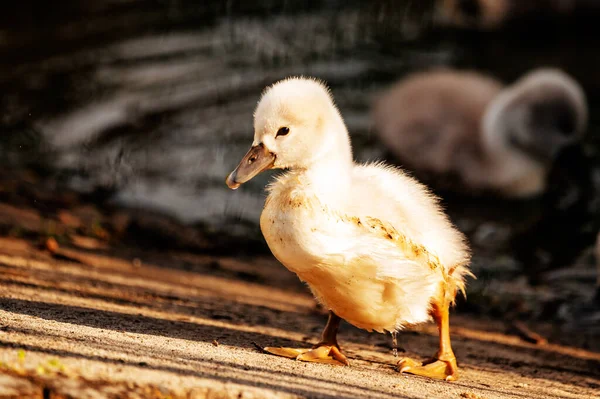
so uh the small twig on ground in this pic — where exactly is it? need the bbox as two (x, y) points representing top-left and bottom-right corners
(510, 321), (548, 345)
(251, 342), (268, 353)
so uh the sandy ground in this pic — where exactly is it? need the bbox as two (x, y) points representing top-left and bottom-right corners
(0, 236), (599, 399)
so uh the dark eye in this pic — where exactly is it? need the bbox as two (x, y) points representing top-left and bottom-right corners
(276, 127), (290, 137)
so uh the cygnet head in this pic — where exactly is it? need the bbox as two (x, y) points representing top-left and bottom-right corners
(483, 68), (587, 163)
(226, 77), (351, 189)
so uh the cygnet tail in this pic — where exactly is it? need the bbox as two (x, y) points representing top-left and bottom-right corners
(447, 263), (475, 305)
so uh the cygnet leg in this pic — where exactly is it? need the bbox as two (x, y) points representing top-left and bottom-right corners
(265, 311), (349, 366)
(397, 300), (459, 381)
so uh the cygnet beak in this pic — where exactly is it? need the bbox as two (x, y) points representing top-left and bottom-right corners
(226, 143), (276, 190)
(511, 128), (574, 162)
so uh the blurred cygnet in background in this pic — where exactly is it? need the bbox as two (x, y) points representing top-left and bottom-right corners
(437, 0), (597, 29)
(372, 68), (587, 198)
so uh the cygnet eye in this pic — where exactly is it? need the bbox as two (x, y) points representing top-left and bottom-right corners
(276, 127), (290, 137)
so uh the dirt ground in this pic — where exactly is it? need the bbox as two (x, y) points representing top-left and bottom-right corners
(1, 1), (600, 397)
(0, 232), (599, 399)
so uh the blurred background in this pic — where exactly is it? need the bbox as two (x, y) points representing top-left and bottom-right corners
(1, 0), (599, 349)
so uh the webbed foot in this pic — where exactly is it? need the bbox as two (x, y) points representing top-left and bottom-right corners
(397, 356), (458, 381)
(265, 344), (349, 365)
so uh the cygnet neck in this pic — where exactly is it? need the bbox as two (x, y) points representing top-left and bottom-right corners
(297, 124), (354, 200)
(482, 94), (535, 165)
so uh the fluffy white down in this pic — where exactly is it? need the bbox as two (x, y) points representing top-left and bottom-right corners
(254, 77), (471, 333)
(260, 163), (470, 333)
(351, 162), (469, 271)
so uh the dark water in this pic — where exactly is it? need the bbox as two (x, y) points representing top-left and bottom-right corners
(1, 0), (433, 226)
(2, 1), (600, 315)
